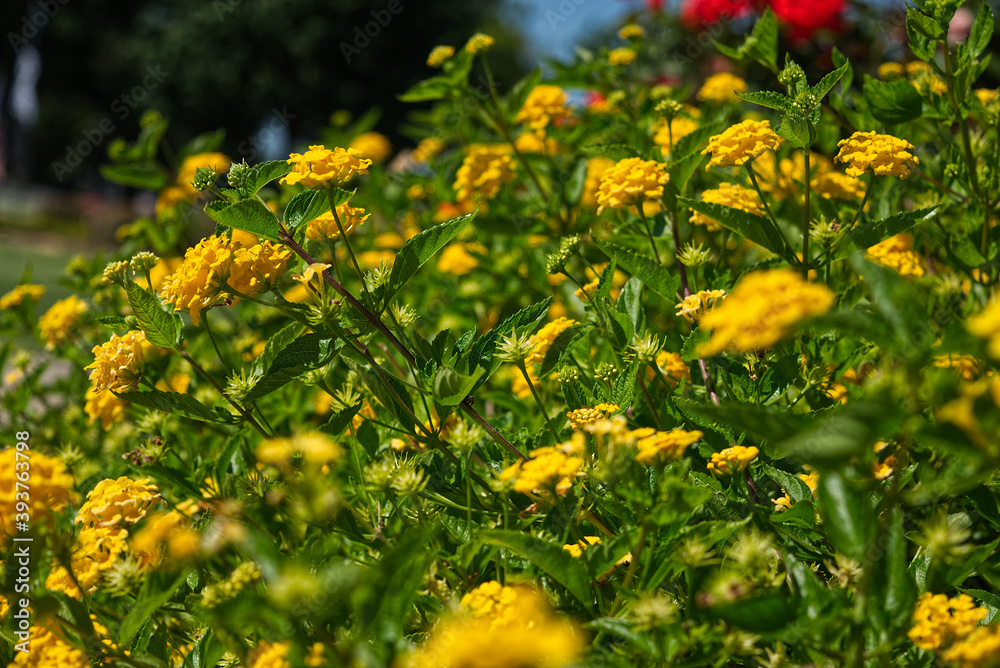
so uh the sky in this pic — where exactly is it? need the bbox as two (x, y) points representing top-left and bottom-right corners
(503, 0), (647, 66)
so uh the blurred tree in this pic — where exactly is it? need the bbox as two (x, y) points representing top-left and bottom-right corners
(1, 0), (523, 188)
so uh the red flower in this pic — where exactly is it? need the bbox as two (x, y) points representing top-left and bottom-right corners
(680, 0), (754, 28)
(646, 0), (665, 11)
(768, 0), (844, 41)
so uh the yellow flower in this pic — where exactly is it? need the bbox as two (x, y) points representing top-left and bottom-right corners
(228, 240), (293, 297)
(653, 116), (700, 154)
(0, 283), (45, 310)
(136, 256), (184, 291)
(811, 171), (865, 200)
(0, 449), (74, 541)
(305, 202), (371, 241)
(967, 297), (1000, 360)
(618, 23), (645, 39)
(514, 131), (560, 155)
(799, 470), (819, 495)
(500, 447), (584, 497)
(866, 234), (925, 277)
(515, 85), (570, 131)
(877, 62), (905, 79)
(596, 157), (669, 214)
(707, 445), (759, 475)
(250, 641), (291, 668)
(413, 137), (445, 162)
(85, 330), (147, 393)
(256, 432), (343, 467)
(652, 350), (690, 387)
(697, 72), (748, 103)
(634, 428), (703, 465)
(350, 131), (393, 163)
(909, 592), (987, 650)
(698, 269), (835, 356)
(581, 156), (615, 208)
(159, 234), (232, 324)
(608, 47), (637, 66)
(939, 623), (1000, 667)
(426, 45), (455, 67)
(772, 493), (792, 512)
(563, 535), (602, 558)
(975, 88), (999, 106)
(835, 131), (919, 179)
(437, 242), (486, 276)
(460, 581), (540, 629)
(84, 382), (129, 429)
(453, 144), (516, 201)
(528, 317), (577, 365)
(282, 145), (372, 188)
(674, 289), (727, 323)
(37, 295), (87, 349)
(566, 404), (618, 430)
(401, 585), (584, 668)
(8, 616), (116, 667)
(132, 509), (200, 564)
(690, 183), (763, 231)
(464, 33), (496, 54)
(76, 476), (162, 529)
(702, 120), (781, 169)
(177, 152), (230, 195)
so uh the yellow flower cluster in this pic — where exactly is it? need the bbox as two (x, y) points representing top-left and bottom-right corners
(940, 624), (1000, 667)
(9, 616), (117, 668)
(566, 403), (619, 430)
(608, 47), (637, 66)
(528, 317), (577, 365)
(454, 144), (516, 201)
(460, 581), (540, 628)
(691, 183), (762, 231)
(562, 535), (602, 558)
(595, 157), (669, 214)
(866, 234), (926, 277)
(76, 476), (162, 528)
(84, 383), (129, 429)
(618, 23), (645, 39)
(437, 242), (486, 275)
(697, 72), (748, 103)
(177, 152), (231, 196)
(933, 354), (981, 380)
(160, 234), (291, 324)
(201, 560), (262, 608)
(350, 132), (392, 163)
(256, 432), (343, 468)
(697, 269), (835, 356)
(653, 350), (690, 387)
(250, 641), (291, 668)
(282, 145), (372, 188)
(0, 283), (45, 310)
(400, 585), (583, 668)
(653, 116), (700, 154)
(835, 131), (919, 179)
(85, 329), (147, 393)
(967, 297), (1000, 359)
(500, 445), (584, 497)
(426, 45), (454, 67)
(0, 449), (74, 541)
(515, 85), (570, 131)
(304, 203), (371, 241)
(707, 445), (759, 475)
(465, 33), (496, 54)
(633, 427), (703, 465)
(37, 295), (87, 349)
(908, 592), (987, 650)
(413, 137), (445, 162)
(702, 120), (781, 169)
(132, 504), (200, 566)
(514, 131), (560, 155)
(812, 171), (866, 200)
(581, 156), (615, 207)
(675, 289), (727, 323)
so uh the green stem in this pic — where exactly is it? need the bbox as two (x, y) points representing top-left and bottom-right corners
(327, 186), (374, 306)
(516, 360), (561, 441)
(846, 173), (874, 229)
(178, 350), (271, 438)
(637, 206), (662, 264)
(802, 150), (812, 278)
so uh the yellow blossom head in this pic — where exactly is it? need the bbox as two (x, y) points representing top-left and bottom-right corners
(349, 132), (393, 163)
(690, 183), (762, 231)
(37, 295), (87, 349)
(413, 137), (445, 162)
(702, 120), (781, 169)
(84, 383), (129, 429)
(0, 449), (74, 541)
(177, 152), (230, 195)
(608, 47), (637, 66)
(696, 72), (748, 103)
(426, 45), (455, 67)
(257, 432), (343, 468)
(618, 23), (645, 39)
(0, 284), (45, 310)
(305, 203), (371, 241)
(835, 131), (919, 179)
(515, 85), (570, 131)
(464, 33), (496, 54)
(706, 445), (759, 475)
(85, 330), (147, 393)
(595, 157), (669, 214)
(76, 476), (161, 529)
(281, 145), (372, 188)
(453, 144), (516, 201)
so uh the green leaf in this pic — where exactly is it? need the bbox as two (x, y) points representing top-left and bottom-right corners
(681, 327), (711, 363)
(466, 297), (552, 378)
(816, 469), (873, 561)
(831, 47), (854, 92)
(763, 464), (812, 503)
(204, 198), (280, 241)
(124, 280), (180, 349)
(538, 324), (590, 377)
(711, 590), (794, 633)
(848, 207), (937, 250)
(321, 400), (364, 437)
(432, 366), (485, 406)
(611, 359), (639, 411)
(352, 364), (417, 432)
(749, 8), (779, 71)
(849, 253), (927, 353)
(96, 315), (130, 330)
(907, 4), (947, 41)
(384, 211), (475, 301)
(398, 75), (453, 102)
(968, 4), (995, 58)
(179, 129), (225, 160)
(478, 530), (594, 611)
(678, 398), (811, 444)
(99, 162), (170, 191)
(247, 334), (344, 401)
(118, 387), (238, 424)
(593, 240), (679, 301)
(356, 530), (434, 645)
(776, 399), (903, 465)
(813, 60), (851, 102)
(872, 507), (916, 628)
(120, 571), (188, 645)
(680, 197), (796, 264)
(243, 160), (292, 194)
(283, 189), (330, 231)
(251, 321), (308, 377)
(735, 90), (793, 113)
(777, 113), (813, 149)
(670, 121), (723, 163)
(863, 75), (924, 124)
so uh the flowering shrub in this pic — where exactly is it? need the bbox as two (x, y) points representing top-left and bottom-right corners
(4, 1), (1000, 667)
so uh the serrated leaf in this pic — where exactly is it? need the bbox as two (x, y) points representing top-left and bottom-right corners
(478, 530), (594, 611)
(748, 8), (778, 71)
(384, 211), (475, 301)
(283, 189), (330, 231)
(831, 47), (854, 92)
(817, 469), (873, 561)
(611, 359), (639, 411)
(321, 400), (364, 436)
(251, 321), (308, 376)
(204, 198), (280, 241)
(538, 324), (590, 377)
(677, 398), (810, 444)
(466, 297), (553, 376)
(735, 90), (793, 113)
(907, 4), (948, 41)
(243, 160), (292, 194)
(99, 162), (170, 190)
(776, 398), (904, 465)
(762, 464), (812, 503)
(96, 315), (130, 329)
(777, 113), (812, 149)
(680, 197), (796, 264)
(124, 280), (180, 349)
(969, 5), (994, 59)
(246, 334), (344, 401)
(593, 240), (679, 300)
(432, 366), (485, 405)
(813, 60), (850, 102)
(863, 74), (923, 124)
(398, 75), (453, 102)
(847, 206), (936, 250)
